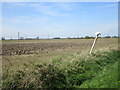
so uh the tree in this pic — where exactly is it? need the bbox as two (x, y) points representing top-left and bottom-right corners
(53, 37), (60, 39)
(104, 36), (111, 38)
(112, 36), (118, 38)
(2, 37), (5, 40)
(84, 36), (90, 39)
(37, 36), (39, 40)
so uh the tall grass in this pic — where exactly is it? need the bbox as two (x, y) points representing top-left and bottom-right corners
(2, 50), (119, 88)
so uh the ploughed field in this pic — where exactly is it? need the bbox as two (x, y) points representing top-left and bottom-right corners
(2, 38), (118, 56)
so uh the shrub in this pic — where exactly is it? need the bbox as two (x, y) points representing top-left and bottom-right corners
(35, 64), (69, 88)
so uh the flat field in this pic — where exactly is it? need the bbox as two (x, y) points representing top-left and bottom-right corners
(2, 38), (118, 66)
(2, 38), (118, 55)
(1, 38), (119, 88)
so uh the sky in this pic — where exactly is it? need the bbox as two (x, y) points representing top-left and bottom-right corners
(1, 0), (119, 2)
(1, 2), (118, 39)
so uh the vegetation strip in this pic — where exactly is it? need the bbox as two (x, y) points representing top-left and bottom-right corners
(2, 50), (119, 88)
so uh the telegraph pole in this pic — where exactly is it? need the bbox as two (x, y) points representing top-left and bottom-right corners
(18, 32), (20, 48)
(48, 35), (49, 39)
(18, 32), (20, 40)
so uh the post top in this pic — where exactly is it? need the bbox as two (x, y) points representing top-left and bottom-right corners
(95, 32), (101, 36)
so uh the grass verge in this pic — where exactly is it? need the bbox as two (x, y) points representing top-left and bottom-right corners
(2, 50), (119, 88)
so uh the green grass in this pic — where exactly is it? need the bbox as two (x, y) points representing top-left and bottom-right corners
(2, 50), (119, 88)
(78, 61), (118, 88)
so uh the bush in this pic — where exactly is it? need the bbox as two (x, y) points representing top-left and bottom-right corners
(35, 64), (69, 88)
(3, 64), (69, 89)
(65, 50), (119, 87)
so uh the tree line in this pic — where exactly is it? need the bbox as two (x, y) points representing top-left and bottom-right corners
(1, 35), (118, 40)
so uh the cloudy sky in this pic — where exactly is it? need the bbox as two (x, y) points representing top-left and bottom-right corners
(2, 2), (118, 39)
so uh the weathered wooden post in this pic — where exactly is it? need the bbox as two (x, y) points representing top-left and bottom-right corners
(89, 32), (101, 54)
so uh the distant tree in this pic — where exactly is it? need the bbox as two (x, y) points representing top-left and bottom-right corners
(104, 36), (111, 38)
(90, 36), (95, 39)
(77, 37), (80, 39)
(2, 37), (5, 40)
(84, 36), (90, 39)
(53, 37), (60, 39)
(37, 36), (39, 40)
(73, 37), (77, 39)
(26, 38), (33, 40)
(112, 36), (118, 38)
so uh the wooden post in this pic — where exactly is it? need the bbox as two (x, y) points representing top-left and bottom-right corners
(89, 36), (98, 54)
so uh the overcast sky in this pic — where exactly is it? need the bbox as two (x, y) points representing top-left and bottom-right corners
(2, 2), (118, 39)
